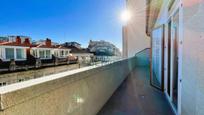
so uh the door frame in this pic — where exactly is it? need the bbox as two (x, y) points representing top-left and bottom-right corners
(164, 1), (183, 115)
(150, 25), (165, 91)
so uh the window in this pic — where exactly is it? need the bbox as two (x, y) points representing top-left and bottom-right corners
(2, 82), (6, 86)
(16, 48), (25, 59)
(65, 51), (69, 56)
(31, 49), (38, 57)
(60, 50), (64, 57)
(39, 50), (45, 58)
(58, 50), (66, 57)
(54, 51), (58, 57)
(39, 50), (51, 58)
(46, 50), (51, 58)
(0, 82), (6, 87)
(18, 79), (24, 82)
(151, 26), (164, 88)
(5, 48), (14, 60)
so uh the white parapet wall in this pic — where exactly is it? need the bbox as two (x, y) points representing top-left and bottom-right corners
(0, 57), (137, 115)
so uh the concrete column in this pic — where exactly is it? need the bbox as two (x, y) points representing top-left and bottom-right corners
(126, 0), (150, 57)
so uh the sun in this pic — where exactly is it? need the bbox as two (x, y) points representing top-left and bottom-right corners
(121, 9), (131, 24)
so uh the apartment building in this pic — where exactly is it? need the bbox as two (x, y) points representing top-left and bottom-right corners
(0, 0), (203, 115)
(124, 0), (204, 115)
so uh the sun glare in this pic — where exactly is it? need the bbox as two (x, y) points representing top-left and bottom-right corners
(121, 9), (131, 24)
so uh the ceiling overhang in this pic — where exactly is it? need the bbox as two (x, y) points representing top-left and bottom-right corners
(146, 0), (163, 36)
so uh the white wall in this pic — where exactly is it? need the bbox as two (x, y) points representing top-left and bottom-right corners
(122, 26), (128, 58)
(182, 0), (204, 115)
(0, 46), (27, 61)
(125, 0), (150, 57)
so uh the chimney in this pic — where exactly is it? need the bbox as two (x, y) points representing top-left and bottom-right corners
(45, 38), (51, 47)
(24, 38), (30, 45)
(16, 36), (21, 44)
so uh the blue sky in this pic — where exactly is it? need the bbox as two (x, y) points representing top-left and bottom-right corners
(0, 0), (125, 49)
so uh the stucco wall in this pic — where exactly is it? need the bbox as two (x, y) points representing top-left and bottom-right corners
(122, 26), (128, 58)
(0, 57), (137, 115)
(125, 0), (150, 57)
(182, 1), (204, 115)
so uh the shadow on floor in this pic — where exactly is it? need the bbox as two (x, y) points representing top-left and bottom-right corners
(97, 66), (174, 115)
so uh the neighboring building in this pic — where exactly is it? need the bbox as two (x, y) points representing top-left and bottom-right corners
(125, 0), (204, 115)
(88, 40), (121, 56)
(0, 36), (30, 70)
(62, 44), (93, 63)
(0, 36), (30, 61)
(0, 36), (31, 43)
(0, 37), (9, 43)
(31, 39), (54, 60)
(122, 0), (150, 58)
(54, 45), (71, 59)
(31, 38), (71, 63)
(62, 42), (81, 49)
(8, 36), (32, 43)
(30, 38), (71, 66)
(32, 39), (59, 46)
(0, 37), (71, 70)
(122, 26), (128, 58)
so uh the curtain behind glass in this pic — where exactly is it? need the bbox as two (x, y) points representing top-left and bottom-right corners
(16, 49), (25, 59)
(5, 48), (14, 60)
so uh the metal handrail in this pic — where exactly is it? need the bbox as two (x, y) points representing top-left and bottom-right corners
(135, 48), (150, 56)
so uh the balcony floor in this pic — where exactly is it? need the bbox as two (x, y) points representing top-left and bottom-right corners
(98, 66), (174, 115)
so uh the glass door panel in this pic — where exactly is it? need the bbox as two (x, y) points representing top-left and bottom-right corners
(151, 25), (165, 90)
(172, 10), (179, 110)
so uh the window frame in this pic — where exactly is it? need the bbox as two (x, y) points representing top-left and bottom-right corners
(16, 48), (26, 60)
(5, 48), (15, 60)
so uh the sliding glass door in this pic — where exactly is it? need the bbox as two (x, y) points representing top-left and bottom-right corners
(166, 10), (180, 111)
(151, 25), (165, 90)
(172, 10), (179, 109)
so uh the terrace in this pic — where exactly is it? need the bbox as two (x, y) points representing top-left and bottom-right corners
(0, 0), (203, 114)
(0, 48), (174, 115)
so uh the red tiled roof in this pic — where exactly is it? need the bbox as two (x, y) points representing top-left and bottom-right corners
(30, 44), (55, 48)
(0, 41), (69, 50)
(0, 42), (30, 47)
(56, 45), (69, 49)
(31, 44), (69, 49)
(34, 44), (55, 48)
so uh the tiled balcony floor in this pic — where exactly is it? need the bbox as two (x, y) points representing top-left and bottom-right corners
(98, 66), (174, 115)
